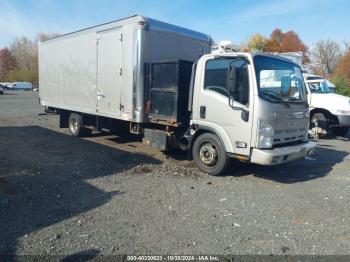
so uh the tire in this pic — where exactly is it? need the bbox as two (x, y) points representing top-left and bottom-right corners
(68, 113), (87, 137)
(332, 127), (349, 137)
(192, 133), (230, 176)
(310, 113), (327, 130)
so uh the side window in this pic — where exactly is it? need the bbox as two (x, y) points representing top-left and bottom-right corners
(204, 58), (249, 106)
(308, 82), (320, 93)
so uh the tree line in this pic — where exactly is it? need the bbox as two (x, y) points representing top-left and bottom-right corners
(0, 30), (349, 96)
(0, 33), (58, 87)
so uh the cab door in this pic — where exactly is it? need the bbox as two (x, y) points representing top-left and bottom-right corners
(194, 56), (253, 156)
(96, 27), (122, 117)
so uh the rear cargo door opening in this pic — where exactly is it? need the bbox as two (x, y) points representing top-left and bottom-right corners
(149, 60), (193, 126)
(96, 27), (122, 117)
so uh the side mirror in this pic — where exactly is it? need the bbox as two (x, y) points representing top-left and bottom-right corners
(227, 58), (249, 101)
(280, 75), (292, 96)
(241, 109), (249, 122)
(227, 65), (237, 101)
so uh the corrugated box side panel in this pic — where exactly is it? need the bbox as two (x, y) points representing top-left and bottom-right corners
(39, 32), (97, 114)
(39, 16), (145, 119)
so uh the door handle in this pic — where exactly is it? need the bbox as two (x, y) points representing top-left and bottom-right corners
(97, 90), (105, 97)
(200, 106), (206, 119)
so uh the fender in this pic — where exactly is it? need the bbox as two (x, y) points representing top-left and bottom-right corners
(188, 121), (235, 153)
(310, 108), (339, 126)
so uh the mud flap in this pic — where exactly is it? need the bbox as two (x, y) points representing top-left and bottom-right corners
(142, 129), (167, 151)
(59, 111), (69, 128)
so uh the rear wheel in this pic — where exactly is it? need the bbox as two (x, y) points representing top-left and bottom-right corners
(68, 113), (89, 137)
(192, 133), (230, 176)
(332, 127), (349, 137)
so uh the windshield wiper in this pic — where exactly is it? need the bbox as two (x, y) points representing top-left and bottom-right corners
(286, 97), (302, 102)
(262, 92), (290, 107)
(286, 97), (308, 108)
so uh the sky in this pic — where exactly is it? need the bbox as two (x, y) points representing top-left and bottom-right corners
(0, 0), (349, 49)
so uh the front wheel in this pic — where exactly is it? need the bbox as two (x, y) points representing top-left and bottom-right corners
(311, 113), (327, 130)
(192, 133), (230, 176)
(332, 127), (349, 137)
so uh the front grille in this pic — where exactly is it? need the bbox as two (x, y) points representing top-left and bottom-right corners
(273, 128), (307, 147)
(273, 134), (305, 143)
(273, 139), (305, 148)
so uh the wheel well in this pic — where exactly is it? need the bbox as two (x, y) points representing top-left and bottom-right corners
(189, 127), (226, 153)
(310, 108), (339, 125)
(60, 110), (86, 128)
(310, 108), (331, 118)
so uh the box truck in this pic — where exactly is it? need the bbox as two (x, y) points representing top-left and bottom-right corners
(39, 15), (315, 175)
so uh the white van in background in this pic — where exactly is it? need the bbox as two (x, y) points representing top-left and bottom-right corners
(0, 82), (33, 90)
(305, 74), (350, 136)
(11, 82), (33, 90)
(0, 82), (14, 89)
(306, 74), (336, 93)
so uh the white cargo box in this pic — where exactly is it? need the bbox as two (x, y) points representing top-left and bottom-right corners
(39, 15), (211, 123)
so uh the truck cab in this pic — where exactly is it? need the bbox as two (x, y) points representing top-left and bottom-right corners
(188, 53), (315, 175)
(305, 74), (350, 137)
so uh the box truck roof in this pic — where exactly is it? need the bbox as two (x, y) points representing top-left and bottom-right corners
(40, 15), (211, 44)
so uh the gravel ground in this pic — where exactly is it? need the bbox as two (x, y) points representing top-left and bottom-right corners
(0, 91), (350, 257)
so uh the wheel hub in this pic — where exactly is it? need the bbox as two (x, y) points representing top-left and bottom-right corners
(70, 118), (78, 132)
(199, 143), (218, 166)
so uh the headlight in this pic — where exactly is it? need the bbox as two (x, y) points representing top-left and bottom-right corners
(257, 119), (274, 149)
(334, 110), (350, 115)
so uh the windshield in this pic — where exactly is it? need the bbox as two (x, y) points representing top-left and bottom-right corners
(308, 80), (331, 94)
(254, 55), (307, 104)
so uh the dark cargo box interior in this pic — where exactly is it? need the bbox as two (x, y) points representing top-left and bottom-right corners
(148, 60), (193, 126)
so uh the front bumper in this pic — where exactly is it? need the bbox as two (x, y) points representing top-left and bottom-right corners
(337, 115), (350, 127)
(250, 141), (316, 165)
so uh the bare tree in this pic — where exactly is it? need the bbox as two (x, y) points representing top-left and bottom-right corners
(10, 37), (36, 71)
(344, 40), (350, 52)
(0, 48), (16, 81)
(0, 62), (3, 81)
(312, 39), (341, 76)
